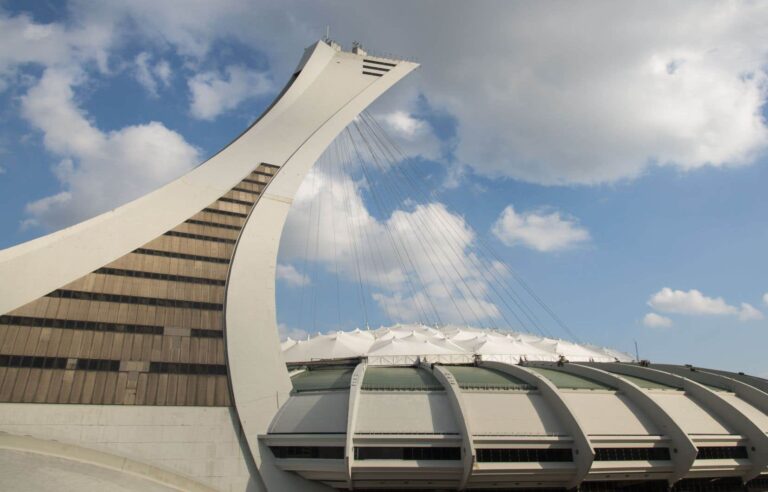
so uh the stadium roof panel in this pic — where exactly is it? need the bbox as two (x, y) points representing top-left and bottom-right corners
(526, 366), (612, 390)
(361, 367), (444, 391)
(445, 365), (534, 391)
(291, 366), (355, 392)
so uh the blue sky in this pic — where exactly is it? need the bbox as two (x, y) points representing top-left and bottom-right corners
(1, 1), (767, 375)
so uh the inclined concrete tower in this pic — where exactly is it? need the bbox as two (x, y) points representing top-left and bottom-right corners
(0, 40), (416, 491)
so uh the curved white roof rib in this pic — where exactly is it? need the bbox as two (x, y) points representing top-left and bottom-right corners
(282, 324), (633, 364)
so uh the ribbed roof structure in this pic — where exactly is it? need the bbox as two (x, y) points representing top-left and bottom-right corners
(281, 324), (633, 365)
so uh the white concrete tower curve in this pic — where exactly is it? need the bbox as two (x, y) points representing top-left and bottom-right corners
(0, 40), (417, 491)
(224, 42), (418, 490)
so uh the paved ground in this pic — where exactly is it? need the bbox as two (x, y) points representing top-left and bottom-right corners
(0, 449), (178, 491)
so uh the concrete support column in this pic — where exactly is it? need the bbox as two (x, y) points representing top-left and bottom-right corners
(598, 363), (768, 481)
(423, 363), (476, 490)
(481, 361), (594, 489)
(345, 361), (367, 489)
(539, 362), (698, 483)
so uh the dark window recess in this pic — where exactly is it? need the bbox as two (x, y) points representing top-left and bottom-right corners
(581, 481), (669, 492)
(594, 448), (671, 461)
(251, 170), (275, 177)
(476, 448), (573, 463)
(218, 197), (254, 207)
(362, 65), (389, 72)
(46, 290), (224, 311)
(185, 219), (242, 231)
(673, 476), (749, 491)
(240, 178), (267, 186)
(202, 207), (248, 219)
(133, 248), (231, 264)
(231, 187), (260, 195)
(270, 446), (344, 459)
(354, 447), (460, 461)
(95, 267), (225, 286)
(747, 476), (768, 492)
(75, 358), (120, 372)
(190, 328), (223, 338)
(363, 59), (397, 67)
(696, 446), (748, 460)
(259, 163), (280, 170)
(0, 315), (164, 335)
(149, 362), (227, 375)
(164, 230), (236, 245)
(0, 354), (68, 369)
(362, 71), (384, 77)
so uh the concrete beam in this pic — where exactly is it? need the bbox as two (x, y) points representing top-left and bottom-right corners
(544, 362), (697, 483)
(481, 361), (594, 489)
(651, 364), (768, 416)
(423, 363), (476, 490)
(345, 362), (367, 490)
(0, 431), (217, 492)
(596, 363), (768, 481)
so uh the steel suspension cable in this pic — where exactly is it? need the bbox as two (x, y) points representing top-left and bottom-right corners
(342, 127), (441, 326)
(360, 110), (561, 338)
(350, 120), (484, 327)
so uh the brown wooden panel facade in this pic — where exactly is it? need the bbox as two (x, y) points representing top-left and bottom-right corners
(0, 163), (279, 406)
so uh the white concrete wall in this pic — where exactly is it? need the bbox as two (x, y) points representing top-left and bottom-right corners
(0, 404), (253, 491)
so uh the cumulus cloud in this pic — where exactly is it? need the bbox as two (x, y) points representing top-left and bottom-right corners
(643, 312), (673, 328)
(279, 166), (502, 324)
(0, 12), (113, 85)
(374, 110), (442, 162)
(276, 263), (310, 287)
(738, 302), (764, 321)
(134, 52), (172, 96)
(52, 1), (768, 185)
(492, 206), (591, 252)
(188, 65), (272, 120)
(21, 68), (200, 228)
(278, 322), (309, 341)
(647, 287), (763, 322)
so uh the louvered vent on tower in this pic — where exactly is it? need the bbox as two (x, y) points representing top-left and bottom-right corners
(362, 58), (395, 77)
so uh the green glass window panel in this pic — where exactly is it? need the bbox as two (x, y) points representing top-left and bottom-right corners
(614, 373), (681, 391)
(648, 364), (730, 392)
(527, 367), (611, 390)
(291, 367), (354, 392)
(445, 366), (534, 390)
(705, 369), (768, 393)
(362, 367), (444, 391)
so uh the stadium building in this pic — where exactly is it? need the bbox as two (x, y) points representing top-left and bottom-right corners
(0, 40), (767, 492)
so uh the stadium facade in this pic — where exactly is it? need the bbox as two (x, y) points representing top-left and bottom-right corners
(0, 40), (767, 492)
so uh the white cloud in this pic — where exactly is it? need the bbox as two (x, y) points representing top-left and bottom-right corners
(188, 65), (272, 120)
(643, 312), (673, 328)
(647, 287), (763, 322)
(276, 263), (310, 287)
(134, 52), (172, 96)
(649, 287), (736, 316)
(58, 2), (768, 185)
(0, 12), (113, 84)
(738, 303), (764, 321)
(21, 68), (200, 228)
(278, 322), (309, 342)
(763, 293), (768, 306)
(374, 110), (442, 162)
(278, 166), (502, 324)
(492, 206), (590, 252)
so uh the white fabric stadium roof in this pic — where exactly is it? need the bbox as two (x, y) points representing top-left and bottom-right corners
(281, 324), (633, 364)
